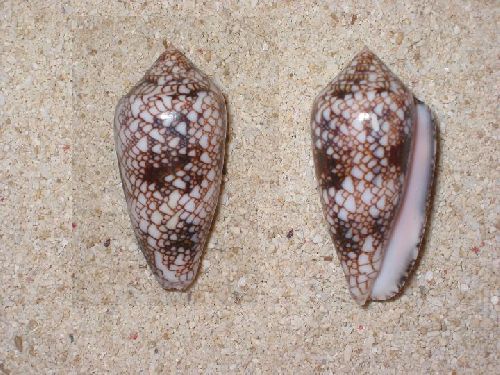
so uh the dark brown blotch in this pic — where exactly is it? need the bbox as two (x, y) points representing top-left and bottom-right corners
(331, 83), (351, 99)
(168, 87), (205, 99)
(331, 221), (361, 256)
(387, 138), (411, 169)
(168, 237), (195, 252)
(314, 151), (344, 191)
(142, 154), (190, 189)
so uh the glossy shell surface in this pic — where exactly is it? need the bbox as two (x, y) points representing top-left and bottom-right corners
(114, 47), (227, 289)
(311, 49), (436, 305)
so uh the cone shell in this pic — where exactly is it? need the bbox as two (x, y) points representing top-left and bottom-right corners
(310, 49), (436, 305)
(114, 47), (227, 289)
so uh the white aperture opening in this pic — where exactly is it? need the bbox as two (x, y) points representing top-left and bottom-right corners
(370, 103), (435, 300)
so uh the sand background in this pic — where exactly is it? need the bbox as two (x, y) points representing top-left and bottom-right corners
(0, 1), (498, 373)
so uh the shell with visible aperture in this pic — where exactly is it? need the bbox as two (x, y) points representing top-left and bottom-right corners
(114, 46), (227, 290)
(310, 49), (436, 305)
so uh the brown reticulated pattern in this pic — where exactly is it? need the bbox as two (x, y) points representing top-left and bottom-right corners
(114, 48), (226, 289)
(311, 49), (415, 304)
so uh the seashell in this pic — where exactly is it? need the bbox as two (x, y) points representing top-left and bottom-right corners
(310, 49), (436, 305)
(114, 46), (227, 290)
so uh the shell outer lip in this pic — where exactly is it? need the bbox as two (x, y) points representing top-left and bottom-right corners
(367, 99), (437, 304)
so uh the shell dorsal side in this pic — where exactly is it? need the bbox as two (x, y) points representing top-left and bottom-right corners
(114, 47), (227, 290)
(311, 49), (436, 305)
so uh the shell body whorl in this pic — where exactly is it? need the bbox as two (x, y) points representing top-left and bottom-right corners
(311, 49), (436, 305)
(114, 47), (226, 290)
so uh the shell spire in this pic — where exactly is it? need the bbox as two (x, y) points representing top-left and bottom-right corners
(311, 49), (436, 305)
(114, 47), (227, 290)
